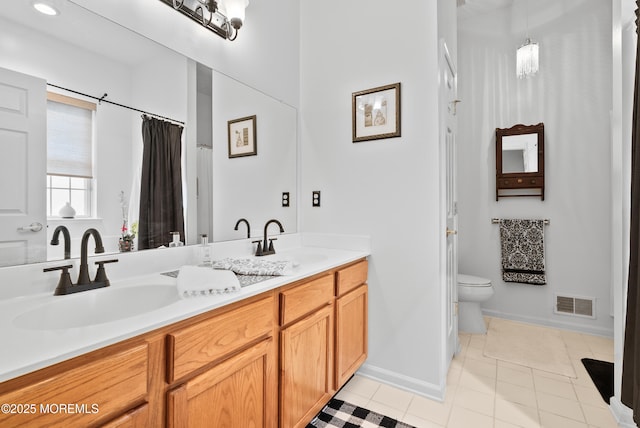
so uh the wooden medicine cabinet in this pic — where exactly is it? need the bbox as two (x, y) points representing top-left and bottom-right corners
(495, 123), (545, 200)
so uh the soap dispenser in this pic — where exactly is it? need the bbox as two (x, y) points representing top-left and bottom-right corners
(169, 231), (184, 247)
(199, 234), (212, 266)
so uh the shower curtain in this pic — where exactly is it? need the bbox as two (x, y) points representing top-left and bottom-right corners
(622, 2), (640, 423)
(138, 116), (185, 249)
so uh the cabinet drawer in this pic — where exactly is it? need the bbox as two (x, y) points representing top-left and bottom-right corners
(498, 177), (543, 189)
(0, 343), (148, 428)
(280, 274), (334, 325)
(167, 294), (274, 382)
(336, 260), (368, 296)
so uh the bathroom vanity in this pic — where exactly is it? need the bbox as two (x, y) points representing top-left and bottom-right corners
(0, 243), (368, 428)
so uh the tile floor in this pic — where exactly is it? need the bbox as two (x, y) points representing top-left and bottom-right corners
(334, 317), (617, 428)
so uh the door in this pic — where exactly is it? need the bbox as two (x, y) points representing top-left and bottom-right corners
(0, 67), (47, 267)
(440, 42), (459, 362)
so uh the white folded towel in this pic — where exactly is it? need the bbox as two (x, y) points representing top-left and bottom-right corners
(177, 265), (241, 298)
(212, 258), (294, 276)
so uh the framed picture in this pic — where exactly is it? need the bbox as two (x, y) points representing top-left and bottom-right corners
(228, 115), (257, 158)
(352, 82), (401, 142)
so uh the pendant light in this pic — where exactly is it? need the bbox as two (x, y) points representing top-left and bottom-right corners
(516, 0), (539, 79)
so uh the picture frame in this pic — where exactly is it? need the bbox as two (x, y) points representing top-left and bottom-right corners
(228, 115), (257, 158)
(352, 82), (401, 142)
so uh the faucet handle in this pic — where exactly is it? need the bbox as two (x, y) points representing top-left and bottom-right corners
(267, 238), (278, 252)
(252, 240), (263, 256)
(44, 264), (74, 296)
(94, 259), (118, 285)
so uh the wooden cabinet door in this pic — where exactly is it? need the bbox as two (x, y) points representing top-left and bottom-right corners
(167, 338), (277, 428)
(100, 403), (149, 428)
(280, 304), (334, 428)
(335, 285), (368, 388)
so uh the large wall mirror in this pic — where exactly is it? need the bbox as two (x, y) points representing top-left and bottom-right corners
(495, 123), (545, 200)
(0, 2), (297, 268)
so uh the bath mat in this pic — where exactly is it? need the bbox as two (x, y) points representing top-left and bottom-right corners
(582, 358), (614, 404)
(484, 318), (576, 378)
(307, 398), (415, 428)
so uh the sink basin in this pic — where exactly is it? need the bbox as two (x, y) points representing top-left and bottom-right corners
(13, 285), (180, 330)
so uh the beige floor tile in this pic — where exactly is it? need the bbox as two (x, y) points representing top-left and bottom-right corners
(534, 374), (577, 400)
(341, 375), (380, 399)
(539, 410), (589, 428)
(498, 360), (535, 373)
(333, 389), (372, 409)
(463, 358), (497, 379)
(497, 380), (538, 408)
(537, 394), (585, 422)
(495, 398), (540, 428)
(573, 384), (608, 409)
(447, 405), (494, 428)
(494, 420), (523, 428)
(580, 403), (619, 428)
(406, 394), (452, 426)
(447, 366), (462, 386)
(400, 412), (444, 428)
(466, 346), (499, 363)
(532, 368), (574, 384)
(458, 371), (496, 395)
(498, 364), (535, 388)
(370, 383), (414, 413)
(452, 385), (495, 417)
(468, 334), (487, 350)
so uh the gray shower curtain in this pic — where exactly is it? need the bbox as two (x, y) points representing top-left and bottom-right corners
(138, 116), (185, 250)
(622, 3), (640, 423)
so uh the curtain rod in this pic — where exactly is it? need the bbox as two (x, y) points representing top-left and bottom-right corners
(47, 83), (185, 126)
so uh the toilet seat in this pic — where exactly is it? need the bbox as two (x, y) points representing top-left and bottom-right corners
(458, 274), (491, 287)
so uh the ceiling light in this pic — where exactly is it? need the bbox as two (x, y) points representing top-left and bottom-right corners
(33, 2), (59, 16)
(516, 0), (538, 79)
(161, 0), (249, 41)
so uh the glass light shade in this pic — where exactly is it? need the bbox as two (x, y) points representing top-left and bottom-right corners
(516, 39), (539, 79)
(221, 0), (248, 23)
(33, 2), (59, 15)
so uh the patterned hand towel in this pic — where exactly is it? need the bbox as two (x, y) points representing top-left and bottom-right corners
(499, 219), (547, 285)
(212, 258), (293, 276)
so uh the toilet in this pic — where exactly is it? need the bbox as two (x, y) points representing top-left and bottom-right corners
(457, 274), (494, 334)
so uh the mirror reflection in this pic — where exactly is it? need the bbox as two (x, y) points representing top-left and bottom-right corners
(0, 2), (297, 268)
(501, 134), (539, 173)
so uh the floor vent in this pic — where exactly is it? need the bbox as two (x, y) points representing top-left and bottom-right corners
(555, 294), (596, 318)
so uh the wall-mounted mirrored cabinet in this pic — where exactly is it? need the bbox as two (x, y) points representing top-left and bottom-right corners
(495, 123), (545, 200)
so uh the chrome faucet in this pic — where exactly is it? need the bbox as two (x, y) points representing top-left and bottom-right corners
(255, 219), (284, 256)
(234, 218), (251, 239)
(50, 225), (71, 259)
(44, 228), (118, 295)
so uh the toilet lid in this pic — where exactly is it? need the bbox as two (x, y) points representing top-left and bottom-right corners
(458, 274), (491, 287)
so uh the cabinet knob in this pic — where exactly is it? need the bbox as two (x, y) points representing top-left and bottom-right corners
(531, 179), (537, 184)
(517, 178), (523, 184)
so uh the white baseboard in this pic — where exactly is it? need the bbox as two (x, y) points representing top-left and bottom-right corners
(482, 309), (614, 337)
(609, 397), (637, 427)
(356, 362), (445, 402)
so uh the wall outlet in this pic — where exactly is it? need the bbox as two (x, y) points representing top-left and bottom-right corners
(312, 191), (321, 207)
(282, 192), (290, 207)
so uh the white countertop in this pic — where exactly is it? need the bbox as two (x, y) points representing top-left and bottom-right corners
(0, 242), (369, 383)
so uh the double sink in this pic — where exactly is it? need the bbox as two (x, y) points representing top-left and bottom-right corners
(12, 250), (328, 331)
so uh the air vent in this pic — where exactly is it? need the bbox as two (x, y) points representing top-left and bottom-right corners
(555, 294), (595, 319)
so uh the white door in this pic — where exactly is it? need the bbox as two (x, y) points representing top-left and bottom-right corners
(0, 67), (47, 267)
(440, 42), (459, 362)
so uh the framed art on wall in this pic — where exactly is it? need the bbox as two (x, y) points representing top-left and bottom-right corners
(228, 115), (257, 158)
(352, 82), (401, 142)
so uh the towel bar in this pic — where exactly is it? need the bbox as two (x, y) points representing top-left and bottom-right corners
(491, 218), (550, 225)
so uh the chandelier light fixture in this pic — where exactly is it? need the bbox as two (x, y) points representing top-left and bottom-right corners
(161, 0), (249, 41)
(516, 0), (538, 79)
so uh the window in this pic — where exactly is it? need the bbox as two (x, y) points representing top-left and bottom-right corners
(46, 92), (95, 217)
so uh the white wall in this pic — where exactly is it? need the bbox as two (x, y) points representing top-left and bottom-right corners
(0, 16), (135, 256)
(457, 0), (614, 336)
(299, 1), (446, 398)
(70, 0), (300, 108)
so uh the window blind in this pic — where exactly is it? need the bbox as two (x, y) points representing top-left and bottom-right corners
(47, 95), (94, 178)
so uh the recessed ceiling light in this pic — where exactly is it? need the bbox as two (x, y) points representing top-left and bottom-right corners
(33, 2), (59, 16)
